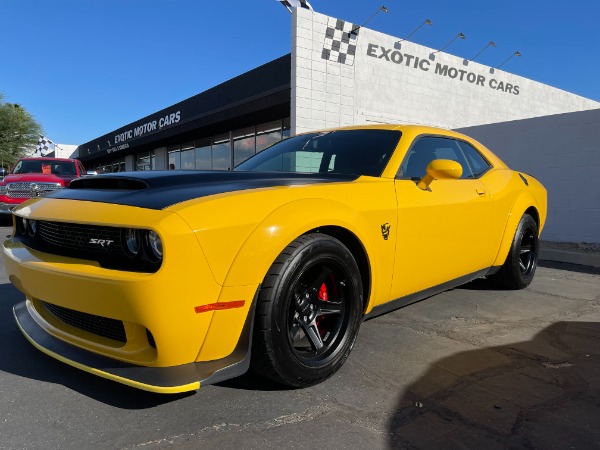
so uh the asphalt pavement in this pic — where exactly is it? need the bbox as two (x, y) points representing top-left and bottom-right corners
(1, 221), (599, 449)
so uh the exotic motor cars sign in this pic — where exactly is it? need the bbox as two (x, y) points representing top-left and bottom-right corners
(366, 43), (520, 95)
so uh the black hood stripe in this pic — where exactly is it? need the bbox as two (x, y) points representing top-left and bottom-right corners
(49, 171), (359, 210)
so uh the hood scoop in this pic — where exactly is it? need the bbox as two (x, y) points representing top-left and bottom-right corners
(70, 177), (148, 191)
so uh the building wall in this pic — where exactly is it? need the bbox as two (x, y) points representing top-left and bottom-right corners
(458, 109), (600, 244)
(291, 9), (600, 134)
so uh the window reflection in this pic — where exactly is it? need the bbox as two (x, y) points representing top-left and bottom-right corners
(233, 127), (256, 167)
(134, 118), (289, 170)
(212, 134), (231, 170)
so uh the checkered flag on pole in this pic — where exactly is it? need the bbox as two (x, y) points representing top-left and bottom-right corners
(37, 135), (55, 155)
(277, 0), (313, 13)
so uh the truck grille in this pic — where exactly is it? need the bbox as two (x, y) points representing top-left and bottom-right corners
(38, 221), (125, 256)
(42, 302), (126, 343)
(6, 182), (62, 198)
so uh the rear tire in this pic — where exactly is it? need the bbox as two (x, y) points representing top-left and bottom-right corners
(489, 213), (539, 289)
(251, 233), (363, 388)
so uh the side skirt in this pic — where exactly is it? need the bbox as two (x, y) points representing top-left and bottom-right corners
(364, 267), (496, 320)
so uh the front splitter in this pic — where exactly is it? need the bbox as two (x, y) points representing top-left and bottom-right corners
(13, 299), (255, 394)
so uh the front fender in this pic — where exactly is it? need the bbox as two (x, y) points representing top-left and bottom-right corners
(222, 198), (377, 288)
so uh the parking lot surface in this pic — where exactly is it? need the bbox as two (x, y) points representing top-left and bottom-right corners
(1, 223), (599, 449)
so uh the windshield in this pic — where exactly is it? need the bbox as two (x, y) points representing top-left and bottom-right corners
(12, 160), (77, 176)
(235, 129), (401, 177)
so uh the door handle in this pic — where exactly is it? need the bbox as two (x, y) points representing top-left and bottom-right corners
(476, 188), (486, 196)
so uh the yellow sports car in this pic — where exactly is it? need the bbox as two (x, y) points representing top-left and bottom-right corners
(2, 125), (547, 394)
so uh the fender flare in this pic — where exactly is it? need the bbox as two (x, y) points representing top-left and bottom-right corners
(492, 191), (540, 267)
(221, 198), (376, 289)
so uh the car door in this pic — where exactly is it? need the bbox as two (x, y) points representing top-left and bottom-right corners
(390, 136), (495, 299)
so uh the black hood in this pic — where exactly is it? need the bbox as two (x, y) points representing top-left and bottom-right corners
(48, 171), (358, 210)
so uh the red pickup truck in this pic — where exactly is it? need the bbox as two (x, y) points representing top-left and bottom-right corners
(0, 157), (87, 215)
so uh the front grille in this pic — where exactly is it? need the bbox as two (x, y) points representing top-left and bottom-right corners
(38, 221), (125, 256)
(7, 182), (61, 198)
(42, 301), (126, 343)
(17, 220), (161, 273)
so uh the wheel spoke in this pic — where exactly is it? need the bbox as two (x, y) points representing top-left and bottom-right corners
(290, 319), (303, 342)
(301, 320), (324, 351)
(519, 260), (527, 272)
(317, 300), (343, 316)
(520, 244), (532, 255)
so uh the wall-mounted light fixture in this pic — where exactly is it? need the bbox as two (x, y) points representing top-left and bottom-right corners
(470, 41), (496, 61)
(431, 32), (466, 55)
(395, 19), (432, 49)
(349, 5), (389, 36)
(496, 50), (522, 69)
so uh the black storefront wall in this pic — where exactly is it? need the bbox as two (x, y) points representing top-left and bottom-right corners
(78, 54), (292, 164)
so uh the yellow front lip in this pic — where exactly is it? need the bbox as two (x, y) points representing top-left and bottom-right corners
(13, 301), (201, 394)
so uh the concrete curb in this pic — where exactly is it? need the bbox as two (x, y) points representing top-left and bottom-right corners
(540, 249), (600, 268)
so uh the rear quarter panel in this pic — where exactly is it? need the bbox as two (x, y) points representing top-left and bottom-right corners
(481, 169), (547, 267)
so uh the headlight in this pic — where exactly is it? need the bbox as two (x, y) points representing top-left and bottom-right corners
(146, 231), (163, 261)
(123, 229), (140, 256)
(0, 184), (6, 194)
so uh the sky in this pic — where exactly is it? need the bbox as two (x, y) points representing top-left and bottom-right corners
(1, 0), (599, 145)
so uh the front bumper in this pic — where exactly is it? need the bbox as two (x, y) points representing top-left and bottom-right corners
(3, 199), (259, 391)
(14, 298), (255, 393)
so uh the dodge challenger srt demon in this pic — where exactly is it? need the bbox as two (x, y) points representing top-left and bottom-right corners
(2, 125), (547, 394)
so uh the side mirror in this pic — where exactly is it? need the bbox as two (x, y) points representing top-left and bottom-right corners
(417, 159), (463, 190)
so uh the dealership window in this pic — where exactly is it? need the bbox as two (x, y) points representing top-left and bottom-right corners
(168, 145), (181, 170)
(88, 157), (125, 174)
(137, 151), (155, 171)
(128, 117), (289, 171)
(180, 142), (195, 170)
(212, 134), (231, 170)
(256, 120), (283, 153)
(233, 127), (256, 167)
(283, 117), (291, 139)
(194, 138), (212, 170)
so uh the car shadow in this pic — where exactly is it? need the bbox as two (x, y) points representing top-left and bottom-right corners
(538, 259), (600, 275)
(215, 372), (289, 392)
(459, 261), (600, 292)
(0, 283), (194, 409)
(386, 321), (600, 448)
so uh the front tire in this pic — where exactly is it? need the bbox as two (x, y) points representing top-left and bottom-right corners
(490, 213), (539, 289)
(251, 233), (363, 387)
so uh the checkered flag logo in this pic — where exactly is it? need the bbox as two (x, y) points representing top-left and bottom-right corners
(37, 135), (55, 155)
(277, 0), (313, 12)
(322, 17), (359, 66)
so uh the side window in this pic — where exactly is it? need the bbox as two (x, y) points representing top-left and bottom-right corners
(458, 141), (491, 177)
(399, 137), (473, 179)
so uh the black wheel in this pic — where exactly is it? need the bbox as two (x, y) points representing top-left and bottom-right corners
(489, 213), (539, 289)
(251, 233), (363, 387)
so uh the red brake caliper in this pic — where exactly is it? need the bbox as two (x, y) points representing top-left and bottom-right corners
(316, 282), (328, 337)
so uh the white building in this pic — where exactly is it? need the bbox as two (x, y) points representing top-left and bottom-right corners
(76, 8), (600, 243)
